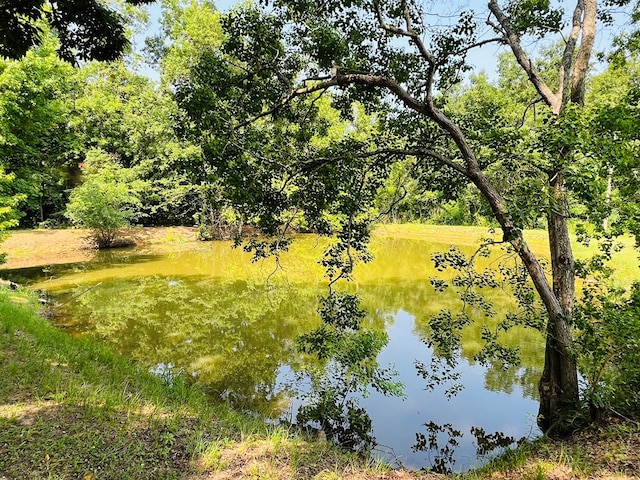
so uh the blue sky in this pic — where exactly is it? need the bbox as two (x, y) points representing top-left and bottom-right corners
(133, 0), (631, 83)
(133, 0), (507, 81)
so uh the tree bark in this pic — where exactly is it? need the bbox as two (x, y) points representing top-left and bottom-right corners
(538, 171), (580, 434)
(487, 0), (595, 434)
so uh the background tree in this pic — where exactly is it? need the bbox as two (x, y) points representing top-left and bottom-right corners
(174, 0), (638, 434)
(0, 0), (152, 64)
(74, 60), (203, 227)
(0, 166), (23, 264)
(146, 0), (224, 86)
(0, 36), (80, 227)
(140, 0), (244, 237)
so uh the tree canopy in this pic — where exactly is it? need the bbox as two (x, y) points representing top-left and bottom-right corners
(171, 0), (640, 434)
(0, 0), (153, 64)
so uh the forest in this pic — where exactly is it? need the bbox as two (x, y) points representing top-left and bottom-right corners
(1, 0), (640, 469)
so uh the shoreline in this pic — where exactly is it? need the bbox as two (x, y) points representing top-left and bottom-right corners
(0, 226), (200, 270)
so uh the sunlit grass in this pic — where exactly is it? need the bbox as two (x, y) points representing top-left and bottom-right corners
(372, 224), (640, 286)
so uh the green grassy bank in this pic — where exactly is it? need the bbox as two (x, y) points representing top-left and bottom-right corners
(1, 222), (639, 479)
(0, 287), (405, 480)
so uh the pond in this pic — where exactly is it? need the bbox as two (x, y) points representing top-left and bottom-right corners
(4, 232), (544, 472)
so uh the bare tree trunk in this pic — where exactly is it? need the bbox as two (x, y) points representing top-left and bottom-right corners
(538, 171), (580, 434)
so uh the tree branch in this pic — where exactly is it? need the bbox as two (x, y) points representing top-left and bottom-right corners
(559, 0), (585, 109)
(488, 0), (561, 114)
(571, 0), (597, 105)
(517, 97), (544, 128)
(294, 72), (429, 116)
(302, 147), (468, 176)
(372, 0), (435, 65)
(451, 37), (504, 57)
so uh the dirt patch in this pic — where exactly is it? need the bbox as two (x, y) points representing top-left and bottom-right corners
(0, 227), (200, 270)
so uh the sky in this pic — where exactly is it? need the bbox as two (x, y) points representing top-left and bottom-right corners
(132, 0), (633, 83)
(132, 0), (506, 81)
(131, 0), (240, 80)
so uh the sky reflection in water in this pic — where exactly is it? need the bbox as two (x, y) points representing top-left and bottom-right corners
(10, 234), (544, 471)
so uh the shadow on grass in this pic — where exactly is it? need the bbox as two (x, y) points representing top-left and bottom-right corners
(0, 402), (194, 479)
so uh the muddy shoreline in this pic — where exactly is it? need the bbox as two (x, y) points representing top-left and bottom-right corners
(0, 226), (200, 270)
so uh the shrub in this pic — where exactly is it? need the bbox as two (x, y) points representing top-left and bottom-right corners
(575, 281), (640, 419)
(65, 150), (145, 248)
(0, 166), (24, 263)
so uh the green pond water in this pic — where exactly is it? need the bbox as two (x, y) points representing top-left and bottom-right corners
(6, 234), (545, 471)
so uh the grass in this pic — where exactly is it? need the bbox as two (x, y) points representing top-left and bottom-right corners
(466, 424), (640, 480)
(373, 223), (640, 286)
(1, 224), (640, 479)
(0, 287), (408, 480)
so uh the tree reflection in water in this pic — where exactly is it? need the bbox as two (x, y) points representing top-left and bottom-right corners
(13, 236), (545, 470)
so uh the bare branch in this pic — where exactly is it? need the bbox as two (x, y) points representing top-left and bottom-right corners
(373, 184), (408, 223)
(559, 0), (585, 109)
(451, 37), (504, 57)
(571, 0), (597, 105)
(293, 72), (429, 115)
(301, 147), (468, 177)
(517, 97), (544, 128)
(401, 0), (413, 34)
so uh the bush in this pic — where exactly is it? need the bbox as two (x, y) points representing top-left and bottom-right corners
(575, 281), (640, 419)
(0, 166), (24, 263)
(65, 150), (145, 248)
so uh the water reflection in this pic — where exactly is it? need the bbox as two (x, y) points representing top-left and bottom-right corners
(3, 235), (544, 470)
(358, 310), (538, 471)
(59, 273), (320, 416)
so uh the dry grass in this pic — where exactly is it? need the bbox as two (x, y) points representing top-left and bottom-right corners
(0, 226), (200, 269)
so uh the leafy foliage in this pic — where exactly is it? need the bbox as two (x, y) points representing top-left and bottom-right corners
(0, 0), (152, 63)
(0, 37), (79, 227)
(74, 61), (203, 227)
(148, 0), (224, 86)
(171, 0), (639, 434)
(0, 0), (638, 446)
(575, 281), (640, 419)
(0, 167), (23, 264)
(65, 150), (145, 248)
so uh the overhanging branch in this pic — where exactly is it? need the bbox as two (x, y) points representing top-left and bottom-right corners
(294, 72), (429, 115)
(301, 147), (468, 177)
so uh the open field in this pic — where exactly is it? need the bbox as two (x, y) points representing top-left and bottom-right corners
(0, 226), (200, 269)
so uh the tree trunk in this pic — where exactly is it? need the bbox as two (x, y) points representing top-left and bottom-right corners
(467, 167), (579, 435)
(538, 171), (579, 435)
